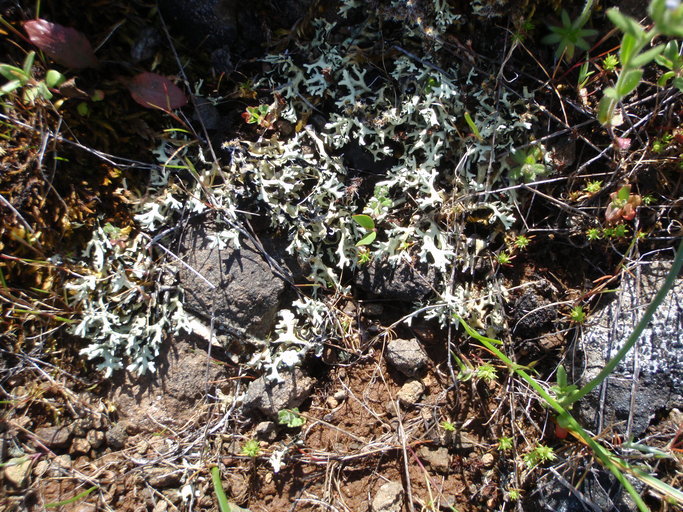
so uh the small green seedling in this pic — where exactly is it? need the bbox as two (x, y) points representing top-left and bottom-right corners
(510, 146), (547, 182)
(602, 54), (620, 72)
(496, 251), (513, 266)
(605, 184), (641, 224)
(513, 234), (531, 250)
(506, 488), (522, 501)
(569, 305), (586, 324)
(586, 227), (603, 240)
(0, 51), (66, 103)
(497, 436), (513, 451)
(655, 40), (683, 91)
(584, 180), (602, 194)
(475, 363), (498, 382)
(577, 59), (595, 88)
(241, 439), (261, 457)
(542, 2), (598, 62)
(440, 420), (456, 432)
(241, 104), (272, 128)
(463, 111), (483, 141)
(523, 444), (556, 468)
(352, 214), (377, 246)
(278, 408), (306, 428)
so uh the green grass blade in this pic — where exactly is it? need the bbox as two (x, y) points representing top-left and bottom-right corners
(45, 486), (98, 508)
(211, 466), (233, 512)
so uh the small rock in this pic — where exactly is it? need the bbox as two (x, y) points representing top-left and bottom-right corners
(397, 380), (425, 405)
(33, 460), (50, 477)
(255, 421), (277, 442)
(153, 501), (168, 512)
(243, 368), (314, 418)
(70, 438), (91, 455)
(35, 425), (72, 449)
(105, 424), (128, 450)
(4, 457), (31, 487)
(147, 468), (182, 488)
(372, 481), (404, 512)
(362, 303), (384, 317)
(333, 390), (347, 402)
(385, 338), (429, 377)
(481, 452), (495, 468)
(86, 430), (105, 450)
(418, 446), (450, 473)
(356, 257), (438, 301)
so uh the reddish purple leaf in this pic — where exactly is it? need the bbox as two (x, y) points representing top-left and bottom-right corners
(127, 72), (187, 110)
(24, 19), (98, 70)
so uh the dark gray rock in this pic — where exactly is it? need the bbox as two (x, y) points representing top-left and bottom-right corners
(243, 368), (314, 418)
(35, 425), (72, 449)
(105, 424), (128, 450)
(356, 257), (438, 301)
(384, 338), (429, 377)
(528, 467), (639, 512)
(177, 222), (286, 338)
(573, 260), (683, 439)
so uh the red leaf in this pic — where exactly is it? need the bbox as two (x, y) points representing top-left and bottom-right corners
(24, 19), (98, 69)
(127, 72), (187, 110)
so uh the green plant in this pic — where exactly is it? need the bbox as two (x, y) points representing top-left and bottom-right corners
(523, 444), (556, 468)
(475, 363), (498, 382)
(356, 247), (372, 265)
(352, 214), (377, 246)
(506, 488), (522, 501)
(510, 146), (547, 182)
(577, 58), (595, 88)
(210, 466), (251, 512)
(569, 305), (587, 323)
(440, 420), (456, 432)
(602, 53), (620, 72)
(652, 133), (674, 153)
(241, 104), (272, 128)
(241, 439), (261, 457)
(0, 51), (66, 103)
(598, 0), (683, 126)
(497, 436), (513, 451)
(586, 227), (603, 240)
(655, 40), (683, 91)
(584, 179), (603, 194)
(278, 408), (306, 428)
(542, 0), (598, 61)
(496, 251), (513, 265)
(512, 234), (531, 250)
(605, 184), (641, 223)
(455, 237), (683, 510)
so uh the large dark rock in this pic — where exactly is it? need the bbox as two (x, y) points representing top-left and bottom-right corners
(177, 222), (287, 338)
(356, 257), (438, 302)
(573, 260), (683, 438)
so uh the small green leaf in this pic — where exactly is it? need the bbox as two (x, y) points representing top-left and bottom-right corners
(657, 71), (675, 87)
(630, 45), (664, 68)
(603, 86), (619, 99)
(352, 214), (375, 230)
(616, 69), (643, 97)
(278, 408), (306, 428)
(0, 79), (23, 95)
(617, 184), (631, 202)
(464, 111), (482, 140)
(0, 64), (29, 83)
(673, 77), (683, 92)
(598, 95), (617, 126)
(607, 9), (644, 39)
(619, 33), (638, 65)
(22, 51), (36, 77)
(45, 69), (65, 88)
(45, 486), (98, 508)
(356, 231), (376, 247)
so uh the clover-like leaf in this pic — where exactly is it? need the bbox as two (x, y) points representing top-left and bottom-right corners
(355, 231), (377, 247)
(352, 214), (375, 230)
(24, 19), (98, 69)
(127, 72), (187, 110)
